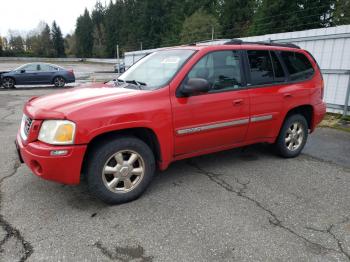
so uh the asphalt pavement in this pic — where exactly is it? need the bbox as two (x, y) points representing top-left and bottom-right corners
(0, 86), (350, 262)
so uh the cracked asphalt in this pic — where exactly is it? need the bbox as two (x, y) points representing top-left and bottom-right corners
(0, 85), (350, 261)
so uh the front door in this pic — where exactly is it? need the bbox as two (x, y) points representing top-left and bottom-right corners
(15, 64), (40, 85)
(171, 50), (250, 156)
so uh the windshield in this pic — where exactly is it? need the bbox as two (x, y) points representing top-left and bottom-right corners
(118, 49), (195, 90)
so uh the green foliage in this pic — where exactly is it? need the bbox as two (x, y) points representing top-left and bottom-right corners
(64, 34), (76, 57)
(52, 21), (65, 57)
(75, 9), (94, 57)
(333, 0), (350, 25)
(180, 9), (221, 43)
(220, 0), (255, 38)
(0, 37), (3, 56)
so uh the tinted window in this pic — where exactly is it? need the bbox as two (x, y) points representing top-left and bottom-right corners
(280, 51), (314, 81)
(186, 50), (242, 92)
(271, 51), (285, 81)
(247, 50), (274, 85)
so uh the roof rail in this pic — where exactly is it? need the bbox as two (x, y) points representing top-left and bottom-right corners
(224, 38), (300, 49)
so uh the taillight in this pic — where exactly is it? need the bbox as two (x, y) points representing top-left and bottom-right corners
(321, 78), (324, 100)
(68, 69), (74, 75)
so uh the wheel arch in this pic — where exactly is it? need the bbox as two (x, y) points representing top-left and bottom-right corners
(51, 75), (66, 84)
(284, 104), (313, 130)
(3, 76), (16, 84)
(81, 127), (162, 179)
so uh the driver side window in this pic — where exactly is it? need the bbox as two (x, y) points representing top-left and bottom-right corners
(186, 50), (242, 93)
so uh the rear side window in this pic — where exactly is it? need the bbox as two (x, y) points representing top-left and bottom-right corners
(280, 51), (314, 81)
(247, 50), (287, 85)
(270, 51), (285, 82)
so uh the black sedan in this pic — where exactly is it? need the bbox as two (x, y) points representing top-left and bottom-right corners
(0, 63), (75, 89)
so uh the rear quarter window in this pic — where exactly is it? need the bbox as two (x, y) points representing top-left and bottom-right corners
(280, 51), (314, 81)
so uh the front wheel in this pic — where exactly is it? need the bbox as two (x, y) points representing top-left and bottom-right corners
(2, 77), (15, 89)
(53, 76), (66, 87)
(87, 136), (155, 204)
(274, 114), (308, 158)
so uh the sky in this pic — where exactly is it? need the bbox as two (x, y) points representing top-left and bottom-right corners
(0, 0), (99, 37)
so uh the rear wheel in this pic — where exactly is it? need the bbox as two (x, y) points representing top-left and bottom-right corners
(275, 114), (308, 158)
(87, 136), (155, 204)
(2, 77), (15, 89)
(53, 76), (65, 87)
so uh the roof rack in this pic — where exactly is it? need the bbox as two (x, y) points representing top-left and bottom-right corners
(224, 38), (300, 49)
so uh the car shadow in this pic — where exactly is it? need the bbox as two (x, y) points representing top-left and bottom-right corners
(59, 143), (276, 210)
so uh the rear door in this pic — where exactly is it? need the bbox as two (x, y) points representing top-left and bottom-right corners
(171, 50), (250, 156)
(37, 64), (56, 84)
(244, 49), (286, 141)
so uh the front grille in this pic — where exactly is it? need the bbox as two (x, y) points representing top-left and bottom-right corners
(20, 115), (33, 140)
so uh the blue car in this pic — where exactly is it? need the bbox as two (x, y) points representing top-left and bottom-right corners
(1, 63), (75, 89)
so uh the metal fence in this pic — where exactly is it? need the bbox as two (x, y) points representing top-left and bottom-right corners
(239, 25), (350, 116)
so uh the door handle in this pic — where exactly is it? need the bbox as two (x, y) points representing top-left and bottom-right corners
(284, 93), (293, 98)
(233, 99), (243, 105)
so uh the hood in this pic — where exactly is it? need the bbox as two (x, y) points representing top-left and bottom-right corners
(25, 83), (141, 119)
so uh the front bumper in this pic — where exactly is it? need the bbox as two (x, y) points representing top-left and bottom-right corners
(16, 133), (87, 185)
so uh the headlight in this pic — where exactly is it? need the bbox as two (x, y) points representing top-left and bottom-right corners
(38, 120), (76, 145)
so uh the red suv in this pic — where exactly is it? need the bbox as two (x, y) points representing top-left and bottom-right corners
(16, 40), (326, 204)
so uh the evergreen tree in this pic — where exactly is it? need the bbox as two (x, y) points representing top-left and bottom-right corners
(64, 34), (77, 57)
(0, 37), (3, 56)
(39, 24), (55, 57)
(248, 0), (300, 36)
(52, 21), (65, 57)
(220, 0), (255, 38)
(75, 9), (94, 57)
(333, 0), (350, 25)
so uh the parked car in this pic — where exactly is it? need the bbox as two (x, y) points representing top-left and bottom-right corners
(114, 62), (126, 73)
(15, 40), (326, 204)
(1, 63), (75, 88)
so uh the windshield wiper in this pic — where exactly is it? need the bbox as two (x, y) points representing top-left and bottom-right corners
(125, 80), (147, 87)
(113, 78), (147, 90)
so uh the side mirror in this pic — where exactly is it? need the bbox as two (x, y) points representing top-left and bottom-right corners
(181, 78), (210, 96)
(20, 69), (25, 73)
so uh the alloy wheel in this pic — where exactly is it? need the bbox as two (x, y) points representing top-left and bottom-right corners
(285, 122), (304, 151)
(3, 78), (14, 88)
(102, 150), (145, 193)
(54, 77), (65, 87)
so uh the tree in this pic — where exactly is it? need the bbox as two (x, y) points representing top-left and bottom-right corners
(248, 0), (300, 36)
(8, 34), (25, 54)
(92, 1), (107, 57)
(296, 0), (335, 30)
(0, 37), (3, 56)
(36, 23), (55, 57)
(333, 0), (350, 25)
(219, 0), (255, 38)
(180, 9), (221, 43)
(64, 34), (77, 57)
(52, 21), (65, 57)
(75, 9), (94, 57)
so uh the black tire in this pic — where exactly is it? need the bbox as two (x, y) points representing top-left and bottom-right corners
(274, 114), (308, 158)
(2, 77), (15, 89)
(87, 136), (155, 204)
(53, 76), (66, 87)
